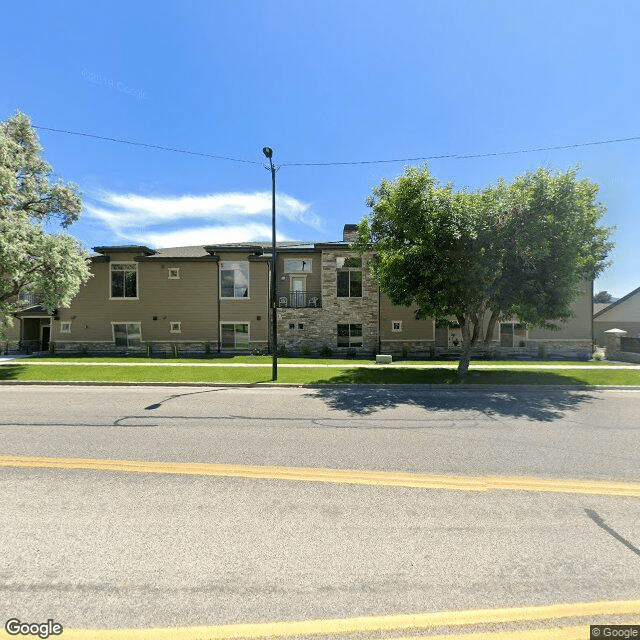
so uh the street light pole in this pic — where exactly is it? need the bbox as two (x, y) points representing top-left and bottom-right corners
(263, 147), (277, 381)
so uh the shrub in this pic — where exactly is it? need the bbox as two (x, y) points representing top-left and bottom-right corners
(537, 344), (548, 360)
(320, 344), (333, 358)
(277, 344), (289, 357)
(301, 345), (313, 356)
(251, 347), (266, 356)
(204, 342), (212, 356)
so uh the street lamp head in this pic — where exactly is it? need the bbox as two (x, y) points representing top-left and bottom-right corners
(262, 147), (273, 159)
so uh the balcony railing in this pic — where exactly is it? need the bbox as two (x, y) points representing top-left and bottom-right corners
(277, 291), (322, 308)
(19, 292), (44, 306)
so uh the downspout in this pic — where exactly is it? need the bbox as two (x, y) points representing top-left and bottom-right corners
(217, 261), (221, 353)
(377, 283), (381, 355)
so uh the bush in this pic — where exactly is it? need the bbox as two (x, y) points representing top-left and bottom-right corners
(320, 344), (333, 358)
(301, 345), (312, 356)
(251, 347), (266, 356)
(537, 344), (548, 360)
(277, 344), (289, 357)
(204, 342), (212, 356)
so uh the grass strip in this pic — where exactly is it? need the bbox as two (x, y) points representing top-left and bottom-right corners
(1, 364), (639, 385)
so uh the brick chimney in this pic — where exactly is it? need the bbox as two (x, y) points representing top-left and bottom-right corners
(342, 224), (358, 243)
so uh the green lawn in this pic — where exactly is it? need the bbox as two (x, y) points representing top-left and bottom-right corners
(22, 354), (619, 366)
(1, 363), (638, 385)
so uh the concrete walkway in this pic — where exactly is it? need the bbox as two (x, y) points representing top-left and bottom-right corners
(0, 357), (638, 369)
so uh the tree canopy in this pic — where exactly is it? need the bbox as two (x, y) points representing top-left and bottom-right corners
(594, 290), (613, 303)
(353, 165), (613, 376)
(0, 111), (91, 337)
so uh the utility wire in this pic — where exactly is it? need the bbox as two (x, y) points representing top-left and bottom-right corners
(33, 125), (262, 165)
(34, 124), (640, 167)
(281, 135), (640, 166)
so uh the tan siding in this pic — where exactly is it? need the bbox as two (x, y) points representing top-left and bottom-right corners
(379, 296), (435, 341)
(528, 282), (592, 341)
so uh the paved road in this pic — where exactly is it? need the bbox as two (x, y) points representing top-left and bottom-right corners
(1, 385), (639, 636)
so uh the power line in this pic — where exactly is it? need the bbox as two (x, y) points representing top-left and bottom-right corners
(33, 125), (262, 165)
(34, 124), (640, 167)
(281, 135), (640, 166)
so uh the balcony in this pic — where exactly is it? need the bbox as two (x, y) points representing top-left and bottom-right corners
(277, 291), (322, 308)
(19, 292), (44, 306)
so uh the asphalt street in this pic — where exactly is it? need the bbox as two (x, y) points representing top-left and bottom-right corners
(1, 385), (639, 635)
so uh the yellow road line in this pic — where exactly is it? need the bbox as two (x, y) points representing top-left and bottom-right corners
(5, 601), (638, 639)
(1, 455), (640, 497)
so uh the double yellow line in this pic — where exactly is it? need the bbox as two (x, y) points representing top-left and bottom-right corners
(2, 455), (640, 497)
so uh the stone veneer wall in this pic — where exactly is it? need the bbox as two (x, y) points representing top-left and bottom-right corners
(55, 340), (268, 356)
(277, 249), (379, 354)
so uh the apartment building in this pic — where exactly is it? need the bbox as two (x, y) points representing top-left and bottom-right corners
(6, 225), (593, 358)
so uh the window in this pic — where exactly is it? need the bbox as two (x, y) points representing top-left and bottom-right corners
(111, 263), (137, 299)
(337, 323), (363, 347)
(284, 258), (312, 272)
(220, 262), (249, 299)
(221, 323), (249, 350)
(168, 268), (180, 279)
(289, 323), (295, 330)
(60, 321), (72, 334)
(337, 270), (362, 297)
(336, 256), (361, 268)
(500, 322), (527, 348)
(392, 320), (402, 332)
(112, 323), (141, 347)
(169, 322), (181, 333)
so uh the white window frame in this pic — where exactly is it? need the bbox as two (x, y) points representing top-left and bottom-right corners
(499, 322), (528, 348)
(392, 320), (402, 333)
(109, 262), (139, 300)
(111, 322), (142, 347)
(284, 258), (312, 273)
(60, 321), (72, 334)
(168, 268), (180, 279)
(169, 321), (182, 334)
(220, 322), (250, 350)
(220, 261), (250, 300)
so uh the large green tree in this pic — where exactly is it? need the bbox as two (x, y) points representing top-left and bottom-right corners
(354, 165), (613, 377)
(0, 112), (91, 337)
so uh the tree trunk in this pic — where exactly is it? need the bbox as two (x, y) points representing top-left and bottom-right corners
(484, 309), (500, 344)
(457, 316), (474, 378)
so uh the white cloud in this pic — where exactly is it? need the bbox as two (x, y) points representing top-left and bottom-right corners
(141, 224), (291, 248)
(84, 190), (321, 247)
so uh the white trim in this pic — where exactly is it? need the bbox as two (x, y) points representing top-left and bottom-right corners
(60, 321), (72, 334)
(391, 320), (402, 333)
(283, 258), (312, 273)
(169, 321), (182, 334)
(219, 261), (250, 300)
(168, 267), (180, 280)
(111, 321), (142, 347)
(219, 321), (251, 350)
(109, 262), (139, 300)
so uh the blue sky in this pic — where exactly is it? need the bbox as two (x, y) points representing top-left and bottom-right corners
(2, 0), (638, 298)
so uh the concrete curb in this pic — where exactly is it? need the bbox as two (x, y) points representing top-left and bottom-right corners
(1, 380), (639, 391)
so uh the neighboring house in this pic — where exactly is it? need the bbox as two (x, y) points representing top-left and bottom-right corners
(6, 225), (593, 358)
(593, 286), (640, 346)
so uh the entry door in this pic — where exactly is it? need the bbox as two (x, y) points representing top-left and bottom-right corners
(290, 276), (306, 307)
(41, 325), (51, 350)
